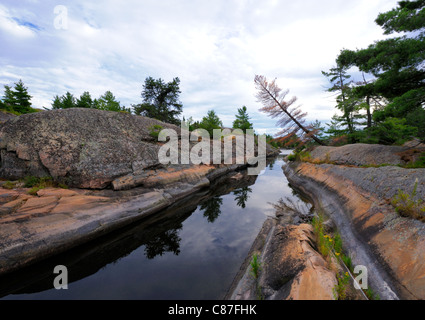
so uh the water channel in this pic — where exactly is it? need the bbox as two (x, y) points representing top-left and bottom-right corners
(0, 150), (309, 300)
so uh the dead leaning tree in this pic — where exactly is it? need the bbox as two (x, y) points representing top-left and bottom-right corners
(254, 75), (327, 148)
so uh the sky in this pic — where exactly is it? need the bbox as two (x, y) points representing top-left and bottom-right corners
(0, 0), (398, 135)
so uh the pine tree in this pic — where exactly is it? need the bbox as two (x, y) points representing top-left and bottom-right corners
(134, 77), (183, 125)
(232, 106), (254, 132)
(61, 92), (76, 109)
(1, 80), (33, 114)
(1, 85), (16, 112)
(76, 91), (94, 108)
(96, 91), (122, 111)
(199, 110), (223, 137)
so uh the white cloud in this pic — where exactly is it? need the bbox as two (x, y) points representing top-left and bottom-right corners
(0, 5), (37, 38)
(0, 0), (399, 133)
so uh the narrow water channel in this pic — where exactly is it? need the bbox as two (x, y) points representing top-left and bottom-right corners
(0, 150), (308, 300)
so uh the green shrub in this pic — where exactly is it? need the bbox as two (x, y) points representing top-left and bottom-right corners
(364, 288), (380, 300)
(333, 272), (350, 300)
(287, 153), (296, 161)
(341, 254), (353, 272)
(404, 152), (425, 169)
(148, 124), (163, 139)
(391, 179), (425, 221)
(23, 176), (40, 188)
(362, 118), (418, 146)
(27, 186), (40, 196)
(287, 149), (311, 162)
(24, 176), (54, 189)
(250, 253), (262, 279)
(2, 181), (16, 190)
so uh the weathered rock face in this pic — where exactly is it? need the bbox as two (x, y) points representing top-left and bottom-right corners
(260, 223), (338, 300)
(0, 111), (17, 125)
(0, 108), (279, 190)
(226, 220), (338, 300)
(310, 143), (425, 167)
(284, 143), (425, 300)
(0, 108), (179, 189)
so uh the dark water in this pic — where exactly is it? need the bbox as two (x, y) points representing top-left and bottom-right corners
(0, 151), (304, 300)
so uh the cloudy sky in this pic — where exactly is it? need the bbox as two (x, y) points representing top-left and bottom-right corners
(0, 0), (397, 135)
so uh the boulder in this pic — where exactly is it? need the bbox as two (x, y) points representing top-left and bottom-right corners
(0, 108), (279, 190)
(0, 108), (179, 189)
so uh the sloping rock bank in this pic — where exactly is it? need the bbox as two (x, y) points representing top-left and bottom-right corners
(0, 108), (279, 275)
(0, 168), (209, 275)
(225, 218), (339, 300)
(283, 143), (425, 300)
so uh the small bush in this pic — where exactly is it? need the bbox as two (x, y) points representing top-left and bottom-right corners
(148, 124), (163, 139)
(27, 186), (40, 196)
(287, 149), (311, 162)
(364, 288), (380, 300)
(341, 254), (353, 272)
(333, 272), (350, 300)
(23, 176), (40, 188)
(404, 152), (425, 169)
(287, 153), (296, 161)
(391, 179), (425, 221)
(250, 253), (262, 279)
(23, 176), (55, 195)
(362, 118), (418, 146)
(2, 181), (16, 190)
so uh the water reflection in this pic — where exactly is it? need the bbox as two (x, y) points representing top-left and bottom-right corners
(0, 167), (259, 299)
(0, 153), (308, 300)
(233, 187), (252, 209)
(144, 228), (182, 259)
(200, 196), (223, 223)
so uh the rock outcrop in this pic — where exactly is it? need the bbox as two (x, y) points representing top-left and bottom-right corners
(225, 199), (353, 300)
(284, 143), (425, 300)
(0, 108), (280, 275)
(309, 142), (425, 167)
(226, 221), (338, 300)
(0, 111), (17, 126)
(0, 108), (179, 189)
(0, 108), (278, 190)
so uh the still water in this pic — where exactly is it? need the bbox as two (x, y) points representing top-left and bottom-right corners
(0, 151), (305, 300)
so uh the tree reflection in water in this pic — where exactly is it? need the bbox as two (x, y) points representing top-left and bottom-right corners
(200, 196), (223, 223)
(233, 187), (253, 209)
(144, 227), (182, 259)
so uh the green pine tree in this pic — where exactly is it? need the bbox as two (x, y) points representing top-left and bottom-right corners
(232, 106), (254, 132)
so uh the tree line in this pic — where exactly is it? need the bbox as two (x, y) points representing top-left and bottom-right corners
(0, 79), (35, 115)
(0, 77), (256, 137)
(322, 0), (424, 145)
(257, 0), (424, 148)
